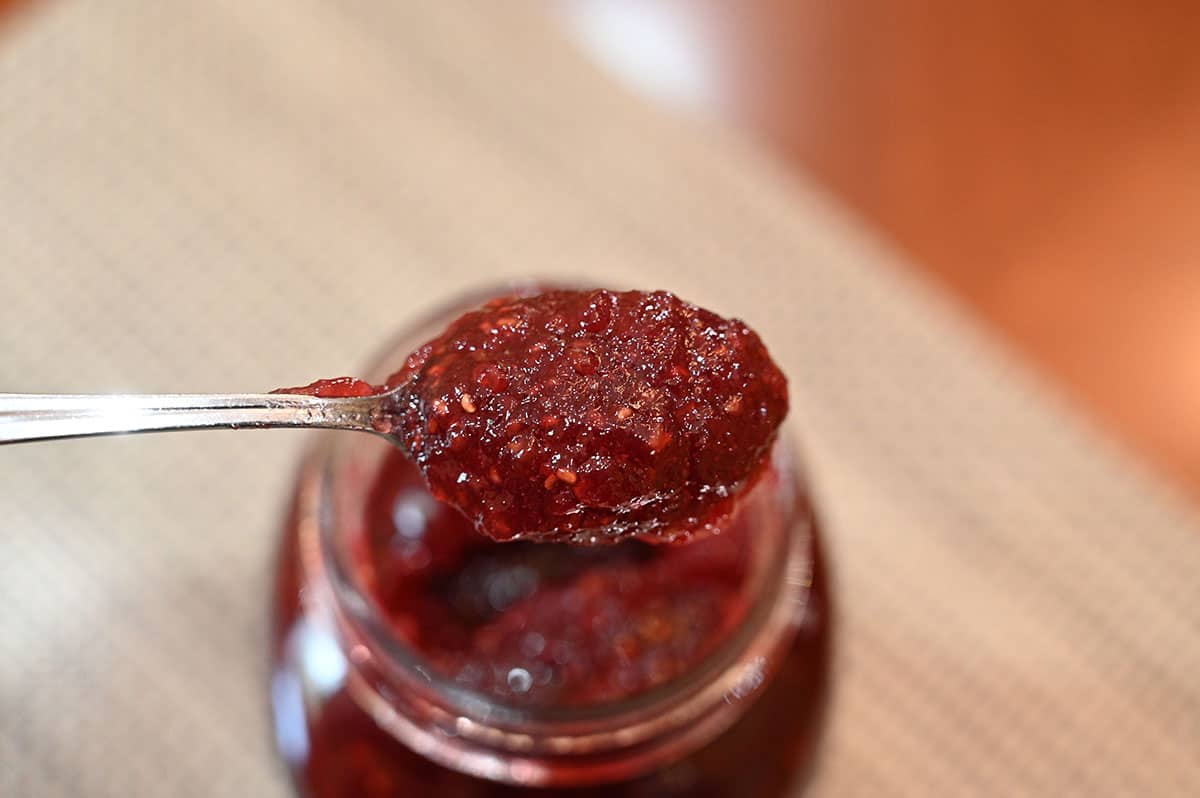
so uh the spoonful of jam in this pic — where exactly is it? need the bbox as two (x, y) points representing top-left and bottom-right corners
(1, 289), (788, 544)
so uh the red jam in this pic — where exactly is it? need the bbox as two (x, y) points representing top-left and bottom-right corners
(355, 450), (753, 705)
(268, 289), (826, 797)
(384, 289), (789, 544)
(275, 290), (788, 545)
(273, 377), (379, 398)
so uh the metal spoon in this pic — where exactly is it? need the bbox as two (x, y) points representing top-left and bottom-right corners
(0, 390), (406, 446)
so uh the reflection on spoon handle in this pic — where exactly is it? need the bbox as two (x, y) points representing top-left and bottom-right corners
(0, 392), (388, 444)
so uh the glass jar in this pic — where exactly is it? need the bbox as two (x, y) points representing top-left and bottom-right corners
(269, 290), (831, 797)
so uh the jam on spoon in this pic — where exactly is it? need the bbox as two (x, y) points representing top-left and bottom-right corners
(281, 288), (789, 544)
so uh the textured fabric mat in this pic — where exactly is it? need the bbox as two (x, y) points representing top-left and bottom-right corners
(2, 2), (1199, 796)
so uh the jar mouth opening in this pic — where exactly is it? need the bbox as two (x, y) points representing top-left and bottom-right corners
(299, 282), (814, 734)
(311, 432), (809, 731)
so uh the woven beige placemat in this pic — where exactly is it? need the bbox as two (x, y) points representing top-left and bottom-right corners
(2, 2), (1199, 796)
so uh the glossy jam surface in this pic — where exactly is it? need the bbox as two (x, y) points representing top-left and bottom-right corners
(385, 289), (789, 544)
(356, 451), (754, 705)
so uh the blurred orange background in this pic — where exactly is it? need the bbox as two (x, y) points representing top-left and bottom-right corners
(552, 0), (1200, 500)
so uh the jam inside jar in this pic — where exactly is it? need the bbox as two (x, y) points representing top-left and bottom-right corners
(269, 293), (831, 796)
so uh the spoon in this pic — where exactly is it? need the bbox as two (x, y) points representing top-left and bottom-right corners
(0, 289), (789, 543)
(0, 390), (405, 446)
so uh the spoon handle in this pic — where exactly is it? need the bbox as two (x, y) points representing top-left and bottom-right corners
(0, 392), (387, 444)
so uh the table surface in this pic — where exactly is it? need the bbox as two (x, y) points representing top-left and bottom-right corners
(2, 3), (1199, 796)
